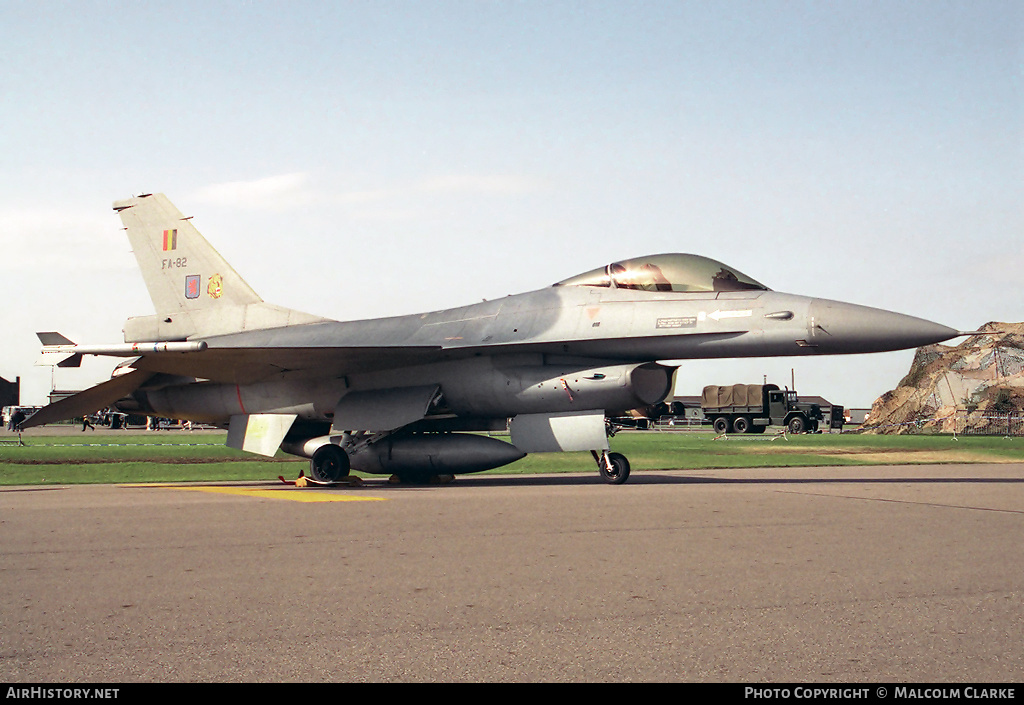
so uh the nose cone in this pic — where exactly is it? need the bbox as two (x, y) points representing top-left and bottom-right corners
(807, 299), (959, 354)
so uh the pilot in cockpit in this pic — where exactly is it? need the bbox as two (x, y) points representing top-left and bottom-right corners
(609, 262), (673, 292)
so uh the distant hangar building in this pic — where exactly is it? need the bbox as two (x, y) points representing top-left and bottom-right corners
(0, 375), (19, 408)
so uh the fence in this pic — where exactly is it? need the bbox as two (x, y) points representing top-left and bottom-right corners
(858, 410), (1024, 437)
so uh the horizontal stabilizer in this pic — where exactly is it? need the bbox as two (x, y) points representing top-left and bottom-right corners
(22, 369), (155, 429)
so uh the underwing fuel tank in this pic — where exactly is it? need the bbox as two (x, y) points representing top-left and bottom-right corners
(283, 433), (526, 475)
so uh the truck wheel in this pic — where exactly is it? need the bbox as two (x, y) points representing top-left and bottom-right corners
(787, 416), (807, 434)
(733, 416), (751, 434)
(713, 417), (731, 434)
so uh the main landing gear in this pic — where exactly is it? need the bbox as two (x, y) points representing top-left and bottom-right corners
(309, 444), (351, 483)
(592, 450), (631, 485)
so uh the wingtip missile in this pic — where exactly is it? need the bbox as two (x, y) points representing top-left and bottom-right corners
(36, 335), (209, 363)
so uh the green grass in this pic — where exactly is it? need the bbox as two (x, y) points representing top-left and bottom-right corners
(0, 433), (304, 485)
(2, 429), (1022, 485)
(489, 431), (1024, 474)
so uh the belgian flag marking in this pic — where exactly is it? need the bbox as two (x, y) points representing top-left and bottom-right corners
(162, 229), (178, 251)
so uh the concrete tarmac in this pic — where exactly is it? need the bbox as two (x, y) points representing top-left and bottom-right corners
(2, 464), (1022, 683)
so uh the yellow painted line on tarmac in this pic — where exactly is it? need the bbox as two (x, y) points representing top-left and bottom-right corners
(121, 484), (387, 502)
(177, 487), (387, 502)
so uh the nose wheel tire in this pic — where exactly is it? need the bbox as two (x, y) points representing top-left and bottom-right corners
(596, 451), (631, 485)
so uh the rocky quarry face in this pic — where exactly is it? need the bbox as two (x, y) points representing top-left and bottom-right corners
(866, 322), (1024, 434)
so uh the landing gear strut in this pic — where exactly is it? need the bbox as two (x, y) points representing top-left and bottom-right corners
(593, 450), (630, 485)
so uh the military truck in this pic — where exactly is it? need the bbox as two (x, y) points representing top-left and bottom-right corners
(701, 384), (840, 434)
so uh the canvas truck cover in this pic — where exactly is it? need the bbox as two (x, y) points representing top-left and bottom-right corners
(701, 384), (773, 409)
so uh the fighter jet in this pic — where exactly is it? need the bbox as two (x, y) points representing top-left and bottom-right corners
(29, 193), (960, 484)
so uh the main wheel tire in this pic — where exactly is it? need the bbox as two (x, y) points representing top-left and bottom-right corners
(712, 417), (731, 434)
(599, 452), (631, 485)
(732, 416), (751, 434)
(787, 416), (807, 434)
(309, 444), (350, 483)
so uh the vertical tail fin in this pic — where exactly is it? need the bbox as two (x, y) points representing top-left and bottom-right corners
(115, 193), (262, 314)
(115, 193), (326, 342)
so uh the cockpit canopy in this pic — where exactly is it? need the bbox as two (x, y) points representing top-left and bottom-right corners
(553, 254), (769, 293)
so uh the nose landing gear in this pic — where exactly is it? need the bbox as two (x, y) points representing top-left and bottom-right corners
(593, 449), (631, 484)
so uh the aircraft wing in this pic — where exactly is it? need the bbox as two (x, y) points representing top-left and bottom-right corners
(124, 345), (447, 384)
(21, 369), (156, 429)
(117, 330), (748, 385)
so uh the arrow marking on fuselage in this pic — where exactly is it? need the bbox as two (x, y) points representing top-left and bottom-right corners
(700, 309), (753, 322)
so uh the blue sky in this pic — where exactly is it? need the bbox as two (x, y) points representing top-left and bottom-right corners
(1, 1), (1020, 408)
